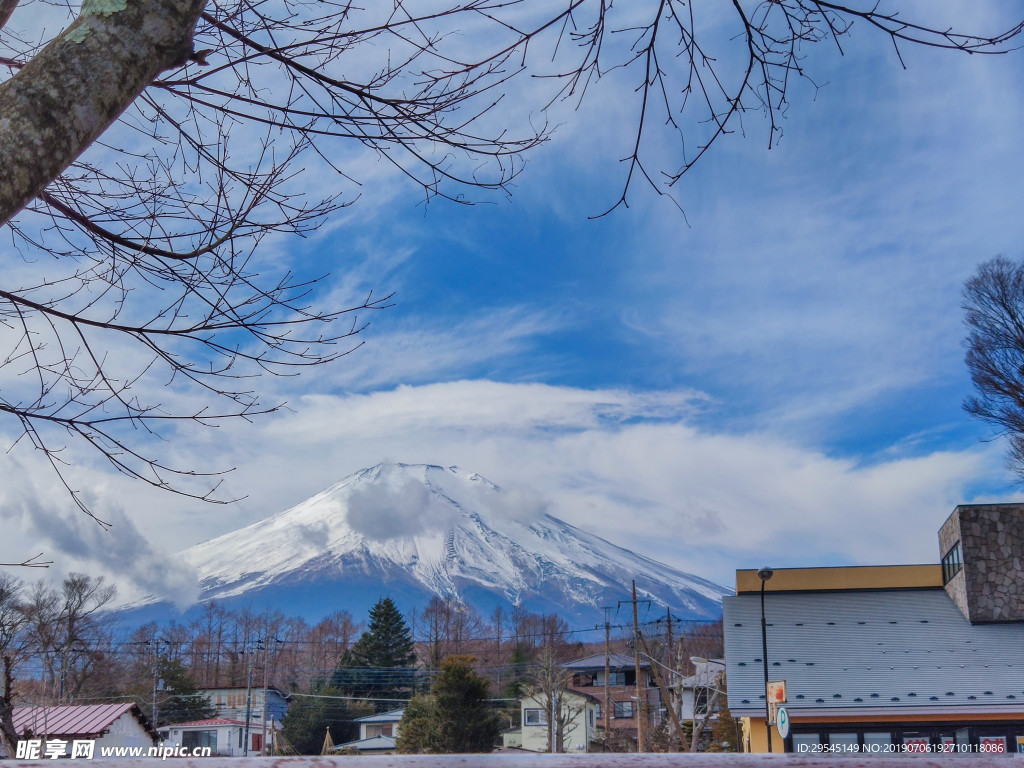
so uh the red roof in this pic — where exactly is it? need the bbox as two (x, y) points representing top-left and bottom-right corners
(13, 703), (157, 740)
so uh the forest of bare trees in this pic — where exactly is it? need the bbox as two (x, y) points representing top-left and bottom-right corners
(0, 573), (723, 754)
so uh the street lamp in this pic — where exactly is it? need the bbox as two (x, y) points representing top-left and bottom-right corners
(758, 567), (774, 753)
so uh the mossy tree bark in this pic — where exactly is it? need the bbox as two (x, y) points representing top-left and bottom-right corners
(0, 0), (204, 224)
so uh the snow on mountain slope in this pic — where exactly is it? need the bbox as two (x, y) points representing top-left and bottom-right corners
(165, 463), (729, 622)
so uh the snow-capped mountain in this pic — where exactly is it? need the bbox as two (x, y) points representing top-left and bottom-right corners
(136, 463), (729, 624)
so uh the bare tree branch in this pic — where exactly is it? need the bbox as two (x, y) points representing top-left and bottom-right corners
(0, 1), (1020, 514)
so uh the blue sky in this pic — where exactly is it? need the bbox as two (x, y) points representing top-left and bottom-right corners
(3, 3), (1024, 607)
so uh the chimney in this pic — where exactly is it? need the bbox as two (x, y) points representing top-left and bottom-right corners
(938, 504), (1024, 623)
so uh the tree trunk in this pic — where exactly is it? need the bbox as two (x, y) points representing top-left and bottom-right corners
(0, 0), (205, 224)
(0, 656), (19, 757)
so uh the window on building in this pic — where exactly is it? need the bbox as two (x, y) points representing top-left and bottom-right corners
(828, 733), (858, 751)
(596, 670), (633, 686)
(524, 708), (548, 726)
(863, 732), (892, 752)
(942, 541), (963, 584)
(612, 701), (633, 719)
(694, 688), (710, 715)
(791, 733), (821, 753)
(182, 730), (218, 751)
(977, 735), (1007, 754)
(902, 732), (931, 753)
(974, 733), (1007, 757)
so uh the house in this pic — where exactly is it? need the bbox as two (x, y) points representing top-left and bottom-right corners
(198, 686), (290, 724)
(12, 703), (158, 757)
(723, 503), (1024, 754)
(332, 709), (404, 754)
(517, 689), (601, 752)
(563, 652), (660, 744)
(159, 716), (280, 756)
(675, 658), (727, 722)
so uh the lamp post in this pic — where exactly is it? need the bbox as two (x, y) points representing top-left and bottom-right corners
(758, 567), (774, 753)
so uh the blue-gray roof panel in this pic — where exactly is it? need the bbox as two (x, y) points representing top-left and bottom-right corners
(723, 589), (1024, 717)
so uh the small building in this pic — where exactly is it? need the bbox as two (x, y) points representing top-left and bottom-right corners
(332, 709), (404, 754)
(724, 503), (1024, 754)
(675, 658), (727, 722)
(517, 689), (600, 753)
(198, 686), (290, 723)
(563, 652), (659, 743)
(13, 703), (158, 757)
(159, 716), (278, 756)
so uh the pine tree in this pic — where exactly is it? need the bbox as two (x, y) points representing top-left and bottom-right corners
(156, 659), (216, 727)
(431, 655), (500, 753)
(706, 708), (742, 753)
(394, 695), (437, 754)
(280, 686), (372, 754)
(350, 598), (417, 667)
(396, 656), (500, 754)
(333, 598), (418, 700)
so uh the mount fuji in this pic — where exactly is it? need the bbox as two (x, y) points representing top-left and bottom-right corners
(128, 463), (729, 625)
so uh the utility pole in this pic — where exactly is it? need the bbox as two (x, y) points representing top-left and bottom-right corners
(550, 689), (558, 753)
(151, 638), (160, 726)
(260, 638), (269, 755)
(243, 638), (254, 757)
(631, 581), (645, 752)
(666, 607), (678, 734)
(601, 607), (613, 750)
(665, 607), (674, 667)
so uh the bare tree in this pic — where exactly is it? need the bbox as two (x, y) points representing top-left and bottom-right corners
(963, 256), (1024, 478)
(527, 646), (586, 754)
(0, 2), (1021, 516)
(22, 573), (117, 702)
(0, 574), (29, 755)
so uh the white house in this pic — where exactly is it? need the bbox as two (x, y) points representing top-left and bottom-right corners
(159, 716), (279, 756)
(12, 703), (158, 757)
(197, 686), (290, 724)
(518, 690), (600, 753)
(333, 709), (405, 754)
(675, 658), (726, 721)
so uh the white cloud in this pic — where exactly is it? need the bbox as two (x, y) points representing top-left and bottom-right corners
(0, 457), (199, 608)
(107, 381), (998, 588)
(346, 465), (449, 541)
(2, 379), (1010, 597)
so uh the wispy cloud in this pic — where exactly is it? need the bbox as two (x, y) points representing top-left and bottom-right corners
(94, 380), (999, 590)
(0, 457), (199, 608)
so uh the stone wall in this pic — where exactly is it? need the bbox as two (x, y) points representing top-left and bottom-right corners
(940, 504), (1024, 623)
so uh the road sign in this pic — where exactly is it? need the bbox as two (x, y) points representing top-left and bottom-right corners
(776, 707), (790, 740)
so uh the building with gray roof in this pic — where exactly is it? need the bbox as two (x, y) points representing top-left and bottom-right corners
(724, 503), (1024, 755)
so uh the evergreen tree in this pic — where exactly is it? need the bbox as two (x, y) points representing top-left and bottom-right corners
(706, 707), (742, 752)
(432, 656), (501, 753)
(350, 598), (416, 668)
(394, 695), (436, 754)
(396, 656), (500, 754)
(156, 659), (216, 727)
(333, 598), (418, 700)
(280, 686), (372, 755)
